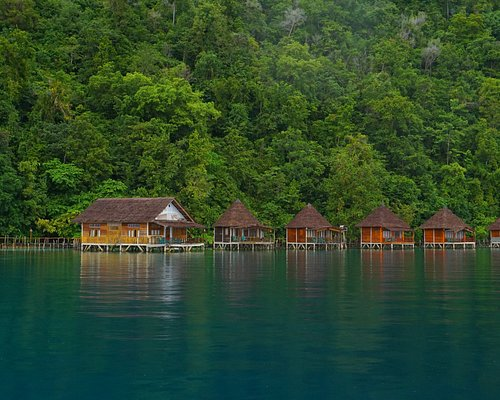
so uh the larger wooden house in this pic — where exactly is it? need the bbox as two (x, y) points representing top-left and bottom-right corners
(74, 197), (204, 252)
(488, 218), (500, 248)
(356, 205), (414, 249)
(213, 200), (274, 250)
(285, 204), (346, 250)
(419, 207), (475, 249)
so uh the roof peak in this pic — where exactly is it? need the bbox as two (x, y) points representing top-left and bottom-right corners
(355, 205), (411, 230)
(214, 199), (264, 228)
(286, 204), (334, 229)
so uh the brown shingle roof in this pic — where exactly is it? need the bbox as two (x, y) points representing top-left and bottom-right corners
(213, 200), (264, 228)
(73, 197), (196, 224)
(286, 204), (337, 230)
(355, 205), (411, 230)
(488, 217), (500, 231)
(419, 208), (472, 231)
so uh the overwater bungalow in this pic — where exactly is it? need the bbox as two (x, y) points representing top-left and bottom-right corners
(419, 207), (475, 249)
(356, 205), (415, 249)
(74, 197), (204, 252)
(285, 204), (346, 250)
(213, 200), (274, 250)
(488, 218), (500, 248)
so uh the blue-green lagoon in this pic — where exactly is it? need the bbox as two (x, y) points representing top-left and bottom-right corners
(1, 249), (499, 399)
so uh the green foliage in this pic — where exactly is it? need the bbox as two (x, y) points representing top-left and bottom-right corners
(0, 0), (498, 239)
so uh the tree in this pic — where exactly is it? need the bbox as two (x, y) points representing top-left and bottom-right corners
(281, 7), (306, 36)
(323, 135), (387, 233)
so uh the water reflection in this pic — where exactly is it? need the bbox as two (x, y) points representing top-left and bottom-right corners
(67, 249), (500, 398)
(423, 249), (478, 280)
(79, 252), (187, 327)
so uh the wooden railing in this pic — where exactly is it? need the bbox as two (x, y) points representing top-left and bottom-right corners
(81, 235), (204, 245)
(217, 236), (274, 243)
(383, 237), (414, 243)
(0, 236), (77, 248)
(445, 237), (475, 243)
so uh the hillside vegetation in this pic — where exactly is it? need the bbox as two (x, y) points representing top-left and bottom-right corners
(0, 0), (498, 239)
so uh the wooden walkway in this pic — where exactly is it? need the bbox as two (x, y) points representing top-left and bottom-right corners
(213, 241), (275, 250)
(0, 236), (77, 249)
(80, 242), (205, 253)
(360, 242), (415, 250)
(423, 242), (476, 249)
(286, 242), (347, 250)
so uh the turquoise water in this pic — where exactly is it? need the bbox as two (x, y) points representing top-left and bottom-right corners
(0, 249), (499, 399)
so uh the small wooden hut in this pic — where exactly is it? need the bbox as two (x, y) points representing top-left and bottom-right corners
(487, 218), (500, 248)
(213, 200), (274, 250)
(285, 204), (346, 250)
(356, 205), (414, 249)
(74, 197), (204, 252)
(419, 207), (475, 249)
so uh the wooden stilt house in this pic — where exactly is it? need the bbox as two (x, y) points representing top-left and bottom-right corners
(356, 205), (414, 249)
(285, 204), (346, 250)
(74, 197), (204, 252)
(213, 200), (274, 250)
(489, 218), (500, 248)
(419, 207), (475, 249)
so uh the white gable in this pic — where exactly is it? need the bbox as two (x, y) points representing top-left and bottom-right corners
(156, 202), (186, 221)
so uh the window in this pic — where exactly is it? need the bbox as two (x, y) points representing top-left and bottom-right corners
(128, 230), (137, 237)
(128, 224), (140, 228)
(108, 223), (120, 231)
(383, 230), (391, 239)
(90, 229), (100, 237)
(445, 230), (453, 239)
(89, 224), (100, 228)
(151, 229), (161, 235)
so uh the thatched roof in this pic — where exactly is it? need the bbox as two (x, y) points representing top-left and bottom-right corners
(355, 205), (411, 230)
(213, 200), (265, 228)
(73, 197), (199, 225)
(419, 208), (472, 231)
(488, 217), (500, 231)
(286, 204), (338, 230)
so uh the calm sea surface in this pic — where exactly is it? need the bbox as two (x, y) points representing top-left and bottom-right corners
(1, 249), (499, 399)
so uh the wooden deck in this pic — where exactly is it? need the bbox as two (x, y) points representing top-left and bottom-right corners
(360, 242), (415, 250)
(80, 241), (204, 252)
(213, 241), (275, 250)
(0, 236), (77, 249)
(286, 241), (346, 250)
(423, 241), (476, 249)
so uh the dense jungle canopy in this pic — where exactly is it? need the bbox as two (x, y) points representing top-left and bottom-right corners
(0, 0), (498, 240)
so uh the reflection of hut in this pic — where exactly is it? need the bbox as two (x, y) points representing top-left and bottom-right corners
(213, 200), (274, 250)
(285, 204), (346, 250)
(419, 208), (475, 249)
(74, 197), (204, 252)
(356, 205), (414, 249)
(488, 218), (500, 248)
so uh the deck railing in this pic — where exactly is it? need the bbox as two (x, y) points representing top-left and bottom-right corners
(81, 235), (204, 245)
(0, 236), (76, 248)
(445, 237), (475, 243)
(383, 237), (415, 244)
(218, 236), (274, 243)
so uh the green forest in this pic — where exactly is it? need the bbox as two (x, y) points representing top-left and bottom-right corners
(0, 0), (498, 240)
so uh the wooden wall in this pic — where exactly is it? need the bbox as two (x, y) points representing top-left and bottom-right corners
(424, 229), (444, 243)
(286, 228), (306, 243)
(361, 227), (382, 243)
